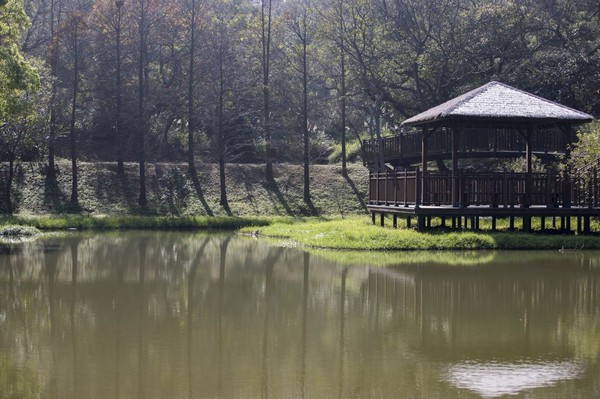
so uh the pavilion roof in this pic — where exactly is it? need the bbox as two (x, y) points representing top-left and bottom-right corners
(402, 81), (594, 127)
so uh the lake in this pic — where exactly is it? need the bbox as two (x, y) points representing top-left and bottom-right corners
(1, 232), (600, 398)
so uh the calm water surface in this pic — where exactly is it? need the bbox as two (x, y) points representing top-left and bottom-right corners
(1, 232), (600, 398)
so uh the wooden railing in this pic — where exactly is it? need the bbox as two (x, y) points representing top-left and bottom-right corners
(368, 169), (600, 208)
(363, 127), (566, 165)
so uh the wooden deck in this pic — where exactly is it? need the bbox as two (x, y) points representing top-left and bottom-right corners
(367, 169), (600, 233)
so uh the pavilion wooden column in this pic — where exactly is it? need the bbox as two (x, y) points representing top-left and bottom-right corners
(525, 125), (533, 174)
(451, 126), (460, 207)
(525, 125), (534, 207)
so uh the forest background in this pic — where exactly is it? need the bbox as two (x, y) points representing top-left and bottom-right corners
(1, 0), (600, 216)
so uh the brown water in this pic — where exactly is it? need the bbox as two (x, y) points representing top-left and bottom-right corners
(1, 232), (600, 398)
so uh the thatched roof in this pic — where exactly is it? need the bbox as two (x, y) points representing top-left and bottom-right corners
(402, 81), (594, 127)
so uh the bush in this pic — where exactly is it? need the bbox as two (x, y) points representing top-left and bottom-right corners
(159, 167), (191, 215)
(0, 225), (41, 237)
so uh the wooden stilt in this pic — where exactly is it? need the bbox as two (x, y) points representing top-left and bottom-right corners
(417, 216), (426, 231)
(584, 216), (591, 234)
(492, 217), (496, 231)
(372, 212), (376, 225)
(393, 214), (398, 229)
(509, 217), (515, 231)
(523, 216), (531, 233)
(406, 216), (412, 228)
(380, 213), (385, 227)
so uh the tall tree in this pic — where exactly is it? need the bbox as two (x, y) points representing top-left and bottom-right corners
(115, 0), (125, 174)
(260, 0), (274, 182)
(88, 0), (132, 174)
(0, 0), (40, 213)
(202, 0), (254, 209)
(287, 0), (312, 202)
(337, 0), (347, 176)
(59, 12), (87, 206)
(184, 0), (202, 175)
(135, 0), (149, 206)
(46, 0), (64, 180)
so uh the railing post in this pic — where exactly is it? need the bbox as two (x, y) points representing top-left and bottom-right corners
(384, 170), (388, 205)
(415, 167), (421, 209)
(376, 171), (380, 205)
(393, 169), (398, 206)
(503, 171), (508, 208)
(403, 169), (408, 207)
(369, 171), (373, 204)
(458, 171), (467, 208)
(546, 171), (552, 207)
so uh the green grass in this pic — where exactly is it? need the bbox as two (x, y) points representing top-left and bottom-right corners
(0, 215), (279, 231)
(243, 216), (600, 250)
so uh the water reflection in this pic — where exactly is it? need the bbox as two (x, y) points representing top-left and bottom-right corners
(1, 233), (600, 398)
(444, 361), (584, 398)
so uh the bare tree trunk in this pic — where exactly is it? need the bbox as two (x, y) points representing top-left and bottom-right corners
(339, 0), (347, 177)
(5, 154), (15, 214)
(47, 0), (63, 181)
(217, 28), (228, 208)
(115, 0), (125, 175)
(301, 7), (310, 203)
(187, 0), (197, 175)
(137, 0), (147, 207)
(69, 37), (79, 207)
(261, 0), (274, 182)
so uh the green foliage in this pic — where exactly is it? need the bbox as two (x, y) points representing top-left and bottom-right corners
(0, 0), (39, 120)
(570, 122), (600, 174)
(159, 168), (191, 215)
(327, 137), (363, 164)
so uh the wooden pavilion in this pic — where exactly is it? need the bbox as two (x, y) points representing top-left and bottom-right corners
(363, 81), (598, 232)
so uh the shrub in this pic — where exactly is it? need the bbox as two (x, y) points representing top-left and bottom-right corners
(159, 167), (191, 215)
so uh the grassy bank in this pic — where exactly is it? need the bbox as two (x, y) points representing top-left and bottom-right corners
(1, 161), (368, 217)
(244, 217), (600, 250)
(0, 215), (277, 231)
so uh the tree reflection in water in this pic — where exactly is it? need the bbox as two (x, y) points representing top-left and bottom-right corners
(1, 234), (600, 398)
